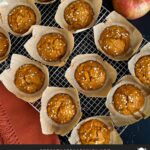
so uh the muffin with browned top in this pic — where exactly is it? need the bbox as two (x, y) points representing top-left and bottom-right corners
(135, 55), (150, 87)
(8, 5), (36, 34)
(75, 60), (106, 91)
(99, 25), (130, 57)
(37, 33), (67, 62)
(15, 64), (45, 94)
(64, 0), (94, 30)
(47, 93), (76, 124)
(78, 119), (111, 144)
(113, 84), (145, 115)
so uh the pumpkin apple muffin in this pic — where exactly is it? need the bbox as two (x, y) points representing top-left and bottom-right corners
(37, 33), (67, 62)
(135, 55), (150, 86)
(75, 61), (106, 90)
(8, 5), (36, 34)
(64, 0), (94, 30)
(113, 84), (145, 115)
(99, 25), (130, 57)
(47, 93), (76, 124)
(78, 119), (111, 144)
(15, 64), (45, 94)
(0, 32), (9, 59)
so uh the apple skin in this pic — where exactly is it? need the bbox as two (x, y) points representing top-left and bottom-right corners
(112, 0), (150, 20)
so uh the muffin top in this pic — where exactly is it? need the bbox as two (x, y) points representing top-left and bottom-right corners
(37, 33), (67, 62)
(135, 55), (150, 87)
(113, 84), (145, 115)
(8, 5), (36, 34)
(47, 93), (76, 124)
(64, 0), (94, 30)
(75, 60), (106, 91)
(0, 32), (9, 59)
(15, 64), (45, 94)
(78, 119), (111, 144)
(99, 25), (130, 57)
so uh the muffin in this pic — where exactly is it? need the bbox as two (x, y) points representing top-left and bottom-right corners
(0, 0), (41, 36)
(99, 25), (130, 57)
(37, 33), (67, 62)
(0, 54), (49, 102)
(47, 93), (76, 124)
(40, 87), (82, 136)
(55, 0), (102, 33)
(69, 116), (123, 144)
(24, 25), (74, 67)
(65, 54), (117, 97)
(135, 55), (150, 87)
(94, 11), (143, 61)
(75, 60), (106, 91)
(78, 119), (110, 144)
(106, 75), (150, 126)
(113, 84), (145, 116)
(128, 43), (150, 89)
(8, 5), (36, 34)
(15, 64), (45, 94)
(64, 0), (94, 30)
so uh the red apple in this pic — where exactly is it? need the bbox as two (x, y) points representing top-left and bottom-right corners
(112, 0), (150, 20)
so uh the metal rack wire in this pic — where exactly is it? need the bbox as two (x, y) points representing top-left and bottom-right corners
(0, 0), (148, 144)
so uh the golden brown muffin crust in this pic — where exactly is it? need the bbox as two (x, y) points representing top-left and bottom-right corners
(47, 93), (76, 124)
(75, 61), (106, 91)
(0, 32), (9, 59)
(37, 33), (67, 62)
(113, 84), (145, 115)
(8, 5), (36, 34)
(99, 25), (130, 57)
(15, 64), (45, 94)
(78, 119), (111, 144)
(135, 55), (150, 86)
(64, 0), (94, 30)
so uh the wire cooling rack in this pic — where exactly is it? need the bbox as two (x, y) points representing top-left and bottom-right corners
(0, 0), (148, 144)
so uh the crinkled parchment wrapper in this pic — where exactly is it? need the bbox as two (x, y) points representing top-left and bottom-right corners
(35, 0), (56, 4)
(93, 11), (143, 61)
(69, 116), (123, 144)
(55, 0), (102, 33)
(65, 54), (117, 97)
(105, 75), (150, 127)
(40, 87), (82, 136)
(0, 0), (41, 37)
(0, 24), (11, 63)
(24, 25), (74, 67)
(128, 43), (150, 90)
(0, 54), (49, 103)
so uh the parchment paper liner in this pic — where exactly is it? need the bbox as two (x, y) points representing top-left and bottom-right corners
(93, 11), (143, 61)
(0, 0), (41, 37)
(40, 87), (82, 136)
(35, 0), (56, 4)
(0, 54), (49, 103)
(105, 75), (150, 127)
(65, 54), (117, 97)
(69, 116), (123, 144)
(128, 43), (150, 90)
(55, 0), (102, 33)
(24, 25), (74, 67)
(0, 25), (11, 63)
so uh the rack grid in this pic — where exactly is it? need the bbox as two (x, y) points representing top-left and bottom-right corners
(0, 0), (148, 144)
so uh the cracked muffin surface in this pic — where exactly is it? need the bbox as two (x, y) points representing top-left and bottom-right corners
(99, 25), (130, 57)
(113, 84), (145, 115)
(47, 93), (76, 124)
(64, 0), (94, 30)
(15, 64), (45, 94)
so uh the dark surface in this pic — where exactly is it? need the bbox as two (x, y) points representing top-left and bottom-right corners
(103, 0), (150, 144)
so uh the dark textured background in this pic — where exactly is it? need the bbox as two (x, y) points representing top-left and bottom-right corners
(103, 0), (150, 144)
